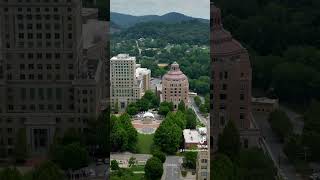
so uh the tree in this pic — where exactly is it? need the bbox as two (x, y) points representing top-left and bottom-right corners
(194, 96), (202, 107)
(144, 157), (163, 180)
(154, 120), (182, 154)
(218, 120), (240, 159)
(137, 98), (150, 111)
(186, 109), (197, 129)
(283, 135), (304, 162)
(128, 157), (136, 167)
(268, 110), (293, 141)
(211, 154), (234, 180)
(14, 128), (28, 163)
(152, 150), (166, 163)
(111, 160), (120, 171)
(61, 128), (81, 145)
(0, 167), (22, 180)
(29, 161), (66, 180)
(178, 101), (186, 112)
(183, 151), (197, 169)
(158, 105), (170, 116)
(114, 101), (119, 113)
(52, 143), (89, 170)
(235, 148), (276, 180)
(126, 103), (138, 115)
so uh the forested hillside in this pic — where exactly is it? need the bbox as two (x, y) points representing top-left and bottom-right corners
(115, 20), (209, 45)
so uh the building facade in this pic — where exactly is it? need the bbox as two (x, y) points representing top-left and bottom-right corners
(0, 0), (108, 155)
(110, 54), (144, 112)
(210, 4), (260, 153)
(136, 66), (151, 95)
(162, 62), (189, 109)
(196, 150), (209, 180)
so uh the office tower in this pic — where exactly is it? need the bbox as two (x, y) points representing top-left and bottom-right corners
(136, 67), (151, 94)
(110, 54), (143, 112)
(210, 3), (260, 152)
(0, 0), (108, 155)
(162, 62), (189, 109)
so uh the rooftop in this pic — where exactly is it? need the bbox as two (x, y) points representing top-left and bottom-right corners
(111, 54), (136, 61)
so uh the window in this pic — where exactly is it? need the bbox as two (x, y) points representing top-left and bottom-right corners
(30, 88), (35, 99)
(47, 88), (52, 100)
(224, 71), (228, 79)
(240, 113), (245, 120)
(222, 84), (227, 90)
(19, 33), (24, 39)
(56, 88), (62, 99)
(220, 94), (227, 100)
(220, 116), (225, 127)
(240, 94), (244, 100)
(37, 64), (42, 70)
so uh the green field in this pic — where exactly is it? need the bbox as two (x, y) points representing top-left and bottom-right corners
(137, 134), (154, 154)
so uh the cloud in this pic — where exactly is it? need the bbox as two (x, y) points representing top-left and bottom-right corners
(110, 0), (210, 19)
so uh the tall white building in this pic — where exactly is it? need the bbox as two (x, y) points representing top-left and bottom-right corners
(110, 54), (150, 111)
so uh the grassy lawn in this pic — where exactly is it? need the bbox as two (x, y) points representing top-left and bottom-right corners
(137, 133), (154, 154)
(110, 173), (145, 180)
(130, 165), (145, 172)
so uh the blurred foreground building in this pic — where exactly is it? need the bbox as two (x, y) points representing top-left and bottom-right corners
(0, 1), (108, 155)
(210, 3), (260, 153)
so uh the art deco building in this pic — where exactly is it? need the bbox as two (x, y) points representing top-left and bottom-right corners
(210, 3), (260, 152)
(162, 62), (189, 109)
(110, 54), (150, 112)
(0, 0), (108, 155)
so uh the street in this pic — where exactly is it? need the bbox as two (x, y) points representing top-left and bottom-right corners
(254, 112), (302, 180)
(189, 95), (208, 126)
(162, 156), (183, 180)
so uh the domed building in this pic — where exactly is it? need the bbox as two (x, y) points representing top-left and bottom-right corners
(210, 3), (260, 152)
(162, 62), (189, 109)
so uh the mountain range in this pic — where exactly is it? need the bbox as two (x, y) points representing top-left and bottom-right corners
(111, 12), (209, 29)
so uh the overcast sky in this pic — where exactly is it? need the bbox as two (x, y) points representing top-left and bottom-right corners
(111, 0), (210, 19)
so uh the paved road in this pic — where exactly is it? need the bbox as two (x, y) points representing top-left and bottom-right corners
(136, 40), (142, 56)
(189, 95), (208, 126)
(162, 156), (183, 180)
(254, 112), (302, 180)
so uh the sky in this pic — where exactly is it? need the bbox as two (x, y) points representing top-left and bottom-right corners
(111, 0), (210, 19)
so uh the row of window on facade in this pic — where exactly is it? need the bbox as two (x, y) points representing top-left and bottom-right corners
(5, 41), (73, 49)
(3, 6), (73, 13)
(7, 63), (73, 70)
(17, 32), (73, 40)
(213, 71), (246, 80)
(0, 117), (89, 125)
(6, 104), (94, 113)
(218, 93), (246, 100)
(6, 73), (74, 81)
(2, 0), (73, 3)
(5, 53), (74, 60)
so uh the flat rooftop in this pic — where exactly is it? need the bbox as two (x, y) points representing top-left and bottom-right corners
(111, 54), (136, 61)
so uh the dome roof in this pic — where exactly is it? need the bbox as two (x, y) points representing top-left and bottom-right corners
(163, 62), (188, 81)
(211, 5), (246, 56)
